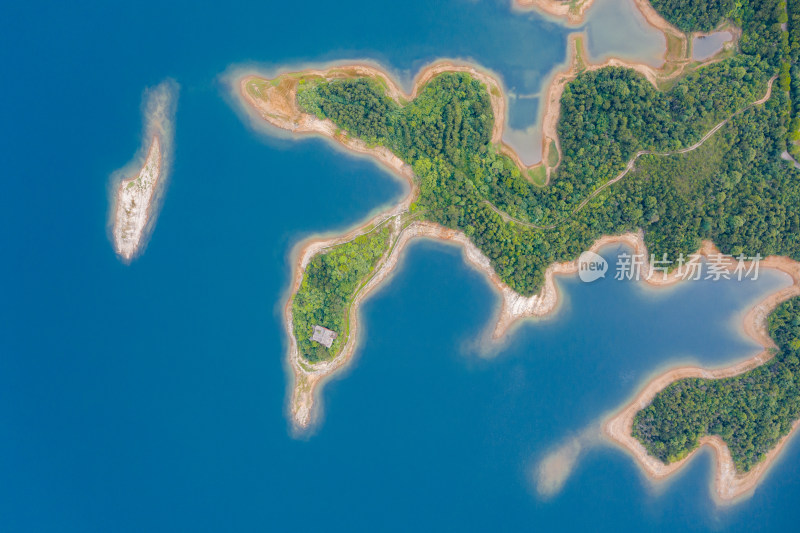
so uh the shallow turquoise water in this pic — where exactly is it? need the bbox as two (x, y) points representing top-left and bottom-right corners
(583, 0), (666, 67)
(693, 31), (734, 60)
(3, 0), (800, 531)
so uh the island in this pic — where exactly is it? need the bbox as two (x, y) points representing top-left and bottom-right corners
(234, 0), (800, 503)
(111, 80), (178, 262)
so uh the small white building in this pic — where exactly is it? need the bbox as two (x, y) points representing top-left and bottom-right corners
(310, 325), (338, 348)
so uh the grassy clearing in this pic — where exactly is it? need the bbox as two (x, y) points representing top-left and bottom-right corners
(666, 32), (688, 62)
(546, 139), (559, 167)
(574, 37), (587, 72)
(529, 165), (547, 186)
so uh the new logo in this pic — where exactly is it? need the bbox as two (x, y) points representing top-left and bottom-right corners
(578, 251), (608, 283)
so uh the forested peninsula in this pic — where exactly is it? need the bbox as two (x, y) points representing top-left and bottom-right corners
(633, 298), (800, 474)
(237, 0), (800, 502)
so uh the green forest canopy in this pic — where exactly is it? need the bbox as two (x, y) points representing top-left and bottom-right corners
(293, 226), (390, 363)
(297, 55), (792, 296)
(633, 297), (800, 472)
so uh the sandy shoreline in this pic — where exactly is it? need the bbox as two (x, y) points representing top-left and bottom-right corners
(235, 0), (797, 502)
(282, 209), (412, 429)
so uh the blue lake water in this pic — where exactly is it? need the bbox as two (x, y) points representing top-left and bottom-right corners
(3, 0), (800, 530)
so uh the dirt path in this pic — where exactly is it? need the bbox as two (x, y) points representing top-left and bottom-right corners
(484, 76), (776, 230)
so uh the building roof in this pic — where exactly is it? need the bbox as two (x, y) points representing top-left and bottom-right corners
(310, 325), (338, 348)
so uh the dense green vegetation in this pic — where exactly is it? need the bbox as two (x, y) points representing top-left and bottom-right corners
(651, 0), (800, 155)
(299, 74), (493, 169)
(633, 297), (800, 471)
(650, 0), (735, 33)
(553, 57), (769, 209)
(630, 90), (800, 261)
(787, 0), (800, 156)
(293, 226), (390, 363)
(297, 54), (790, 294)
(650, 0), (786, 67)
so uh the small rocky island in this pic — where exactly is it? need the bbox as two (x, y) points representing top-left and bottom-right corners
(110, 80), (177, 262)
(113, 136), (162, 261)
